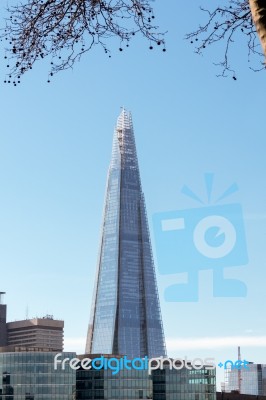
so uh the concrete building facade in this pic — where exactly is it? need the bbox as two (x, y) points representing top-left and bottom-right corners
(6, 316), (64, 352)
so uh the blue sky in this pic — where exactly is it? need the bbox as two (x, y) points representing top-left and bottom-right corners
(1, 0), (266, 389)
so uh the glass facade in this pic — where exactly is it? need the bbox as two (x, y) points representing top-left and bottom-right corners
(76, 357), (216, 400)
(152, 366), (216, 400)
(86, 110), (166, 358)
(76, 367), (153, 399)
(0, 352), (76, 399)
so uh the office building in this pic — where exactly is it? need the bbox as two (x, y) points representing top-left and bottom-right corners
(76, 354), (153, 400)
(225, 363), (266, 395)
(0, 348), (76, 399)
(76, 354), (216, 400)
(0, 296), (64, 352)
(152, 365), (215, 400)
(86, 109), (166, 359)
(6, 316), (64, 352)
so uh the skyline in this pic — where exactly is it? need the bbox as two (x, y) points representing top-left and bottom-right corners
(1, 0), (266, 390)
(1, 101), (265, 386)
(1, 100), (265, 387)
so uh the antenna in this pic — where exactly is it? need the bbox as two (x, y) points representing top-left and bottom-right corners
(0, 292), (6, 305)
(238, 346), (242, 394)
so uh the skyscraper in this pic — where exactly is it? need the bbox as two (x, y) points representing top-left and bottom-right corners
(86, 109), (166, 359)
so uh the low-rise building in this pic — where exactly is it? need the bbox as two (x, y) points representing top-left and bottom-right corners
(75, 354), (216, 400)
(0, 347), (76, 400)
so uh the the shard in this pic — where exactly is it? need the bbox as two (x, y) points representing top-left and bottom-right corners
(86, 109), (166, 359)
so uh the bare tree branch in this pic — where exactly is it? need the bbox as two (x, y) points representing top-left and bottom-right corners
(1, 0), (166, 85)
(186, 0), (266, 78)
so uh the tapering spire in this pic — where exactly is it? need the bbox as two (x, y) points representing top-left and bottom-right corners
(86, 110), (166, 358)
